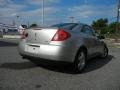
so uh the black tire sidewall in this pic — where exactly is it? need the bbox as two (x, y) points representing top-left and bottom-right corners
(74, 50), (86, 73)
(101, 46), (108, 58)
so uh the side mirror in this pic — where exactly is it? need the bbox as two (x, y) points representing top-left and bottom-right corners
(97, 35), (105, 39)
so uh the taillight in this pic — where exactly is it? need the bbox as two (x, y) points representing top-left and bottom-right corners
(21, 31), (28, 39)
(52, 29), (71, 41)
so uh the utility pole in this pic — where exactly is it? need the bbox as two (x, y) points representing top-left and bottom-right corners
(69, 16), (75, 23)
(42, 0), (45, 27)
(27, 16), (30, 28)
(116, 0), (120, 34)
(27, 21), (29, 28)
(12, 20), (15, 26)
(16, 15), (20, 27)
(115, 0), (120, 42)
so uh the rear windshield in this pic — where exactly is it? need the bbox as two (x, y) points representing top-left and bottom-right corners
(50, 23), (78, 30)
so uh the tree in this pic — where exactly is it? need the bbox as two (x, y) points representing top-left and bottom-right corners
(91, 18), (108, 34)
(109, 22), (120, 34)
(30, 23), (38, 28)
(108, 22), (116, 34)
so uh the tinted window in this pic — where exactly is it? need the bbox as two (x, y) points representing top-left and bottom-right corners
(51, 23), (78, 30)
(81, 26), (95, 36)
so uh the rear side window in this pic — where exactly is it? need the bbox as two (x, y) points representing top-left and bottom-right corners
(81, 26), (95, 36)
(51, 23), (78, 30)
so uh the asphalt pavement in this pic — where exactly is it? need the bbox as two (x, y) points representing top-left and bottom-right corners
(0, 39), (120, 90)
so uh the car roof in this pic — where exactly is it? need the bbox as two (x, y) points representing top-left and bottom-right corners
(57, 23), (87, 26)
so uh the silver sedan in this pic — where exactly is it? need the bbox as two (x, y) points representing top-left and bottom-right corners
(18, 23), (108, 72)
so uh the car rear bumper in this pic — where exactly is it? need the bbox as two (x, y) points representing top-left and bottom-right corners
(18, 40), (76, 62)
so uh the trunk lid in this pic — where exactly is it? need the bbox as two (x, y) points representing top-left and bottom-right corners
(26, 28), (58, 44)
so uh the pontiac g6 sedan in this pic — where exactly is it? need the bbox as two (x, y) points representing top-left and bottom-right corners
(18, 23), (108, 72)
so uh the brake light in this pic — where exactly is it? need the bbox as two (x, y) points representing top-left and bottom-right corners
(21, 31), (28, 39)
(52, 29), (71, 41)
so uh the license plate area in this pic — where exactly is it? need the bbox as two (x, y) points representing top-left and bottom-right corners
(25, 44), (40, 53)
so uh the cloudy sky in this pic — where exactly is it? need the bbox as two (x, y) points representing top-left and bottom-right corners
(0, 0), (117, 26)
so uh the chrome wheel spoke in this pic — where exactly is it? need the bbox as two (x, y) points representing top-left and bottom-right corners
(104, 47), (108, 57)
(77, 52), (85, 70)
(101, 46), (108, 58)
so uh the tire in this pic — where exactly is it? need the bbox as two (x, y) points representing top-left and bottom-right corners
(100, 45), (108, 58)
(74, 50), (86, 73)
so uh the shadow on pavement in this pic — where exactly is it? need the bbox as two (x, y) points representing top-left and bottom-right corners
(83, 55), (113, 73)
(0, 55), (113, 74)
(0, 41), (18, 47)
(30, 55), (113, 74)
(0, 62), (37, 70)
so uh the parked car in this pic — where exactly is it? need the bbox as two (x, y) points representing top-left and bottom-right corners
(18, 23), (108, 72)
(0, 29), (3, 38)
(18, 25), (27, 35)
